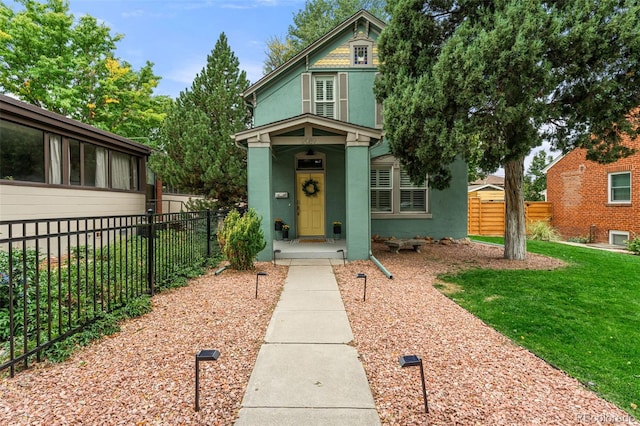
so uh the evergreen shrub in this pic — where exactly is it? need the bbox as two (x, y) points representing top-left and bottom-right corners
(218, 208), (266, 270)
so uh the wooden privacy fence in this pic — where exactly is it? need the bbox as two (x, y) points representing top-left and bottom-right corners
(468, 198), (553, 236)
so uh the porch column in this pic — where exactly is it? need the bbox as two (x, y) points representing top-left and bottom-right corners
(247, 142), (273, 261)
(345, 138), (371, 260)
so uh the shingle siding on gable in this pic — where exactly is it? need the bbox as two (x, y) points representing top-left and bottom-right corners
(546, 137), (640, 243)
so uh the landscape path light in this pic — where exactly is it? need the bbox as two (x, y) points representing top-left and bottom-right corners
(273, 249), (281, 265)
(356, 273), (367, 301)
(195, 349), (220, 411)
(255, 271), (267, 299)
(399, 354), (428, 413)
(337, 249), (345, 265)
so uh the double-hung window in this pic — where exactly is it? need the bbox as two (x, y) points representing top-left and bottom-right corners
(371, 167), (392, 212)
(314, 76), (336, 119)
(371, 159), (429, 216)
(400, 169), (426, 212)
(608, 171), (631, 203)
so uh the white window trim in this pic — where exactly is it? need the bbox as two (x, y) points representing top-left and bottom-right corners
(313, 75), (336, 119)
(608, 171), (631, 204)
(371, 157), (431, 219)
(609, 230), (629, 246)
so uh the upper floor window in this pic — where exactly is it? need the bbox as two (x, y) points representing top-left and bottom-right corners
(314, 76), (335, 118)
(349, 36), (374, 68)
(608, 171), (631, 203)
(354, 45), (368, 65)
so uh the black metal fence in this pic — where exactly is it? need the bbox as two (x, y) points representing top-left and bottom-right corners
(0, 210), (218, 377)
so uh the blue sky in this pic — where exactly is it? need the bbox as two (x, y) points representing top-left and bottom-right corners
(67, 0), (307, 98)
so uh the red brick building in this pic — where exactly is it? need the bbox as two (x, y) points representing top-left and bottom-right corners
(545, 137), (639, 246)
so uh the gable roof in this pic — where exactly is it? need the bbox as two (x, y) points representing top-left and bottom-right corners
(470, 175), (505, 186)
(234, 113), (383, 147)
(468, 183), (505, 192)
(243, 9), (385, 99)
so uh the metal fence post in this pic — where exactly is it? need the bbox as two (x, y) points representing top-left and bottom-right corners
(206, 209), (211, 259)
(147, 209), (155, 296)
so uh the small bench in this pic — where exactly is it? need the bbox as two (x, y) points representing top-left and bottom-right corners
(383, 239), (426, 254)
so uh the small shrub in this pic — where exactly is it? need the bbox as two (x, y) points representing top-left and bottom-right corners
(217, 209), (266, 270)
(567, 235), (590, 243)
(527, 220), (560, 241)
(626, 233), (640, 255)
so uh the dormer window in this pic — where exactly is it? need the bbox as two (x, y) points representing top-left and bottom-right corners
(354, 46), (368, 65)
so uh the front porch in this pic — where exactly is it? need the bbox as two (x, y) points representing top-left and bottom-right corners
(273, 238), (348, 260)
(235, 114), (383, 262)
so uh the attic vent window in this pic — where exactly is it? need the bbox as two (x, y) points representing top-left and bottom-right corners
(354, 46), (368, 65)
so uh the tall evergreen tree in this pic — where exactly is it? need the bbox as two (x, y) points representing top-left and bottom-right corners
(376, 0), (640, 259)
(151, 33), (250, 206)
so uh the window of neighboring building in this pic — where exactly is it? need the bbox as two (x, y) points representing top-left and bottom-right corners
(608, 171), (631, 203)
(69, 138), (81, 185)
(371, 167), (392, 212)
(314, 75), (335, 119)
(49, 134), (62, 184)
(371, 160), (429, 215)
(1, 118), (140, 191)
(610, 230), (629, 246)
(111, 151), (138, 190)
(0, 119), (46, 183)
(400, 169), (426, 212)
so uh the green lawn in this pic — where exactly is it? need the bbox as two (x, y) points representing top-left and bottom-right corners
(436, 237), (640, 417)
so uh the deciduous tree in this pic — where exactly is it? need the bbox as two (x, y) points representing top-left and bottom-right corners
(0, 0), (169, 139)
(376, 0), (640, 259)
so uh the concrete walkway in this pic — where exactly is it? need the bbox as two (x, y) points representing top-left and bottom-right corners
(235, 259), (380, 425)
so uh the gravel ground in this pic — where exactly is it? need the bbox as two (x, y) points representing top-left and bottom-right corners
(1, 241), (637, 425)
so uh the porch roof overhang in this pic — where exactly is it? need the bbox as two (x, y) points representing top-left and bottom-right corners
(233, 114), (383, 148)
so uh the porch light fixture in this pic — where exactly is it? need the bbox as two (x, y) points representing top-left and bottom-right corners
(255, 271), (267, 298)
(273, 249), (281, 266)
(356, 273), (367, 301)
(306, 148), (314, 156)
(195, 349), (220, 411)
(337, 249), (345, 265)
(399, 354), (429, 413)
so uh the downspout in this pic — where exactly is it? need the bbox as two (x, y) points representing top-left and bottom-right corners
(370, 250), (393, 279)
(368, 135), (392, 279)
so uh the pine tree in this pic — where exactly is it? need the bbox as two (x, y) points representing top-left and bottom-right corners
(151, 33), (250, 206)
(376, 0), (640, 259)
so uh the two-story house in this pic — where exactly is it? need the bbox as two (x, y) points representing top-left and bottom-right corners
(233, 10), (468, 261)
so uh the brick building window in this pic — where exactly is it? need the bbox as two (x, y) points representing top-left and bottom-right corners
(608, 171), (631, 203)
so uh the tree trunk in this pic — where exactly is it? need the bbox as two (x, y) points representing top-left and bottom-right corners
(503, 157), (527, 260)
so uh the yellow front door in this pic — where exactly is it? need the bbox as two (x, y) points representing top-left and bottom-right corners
(296, 172), (325, 236)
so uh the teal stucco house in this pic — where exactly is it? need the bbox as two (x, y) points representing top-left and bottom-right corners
(233, 10), (468, 261)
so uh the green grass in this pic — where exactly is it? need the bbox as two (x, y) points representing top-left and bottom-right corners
(437, 237), (640, 416)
